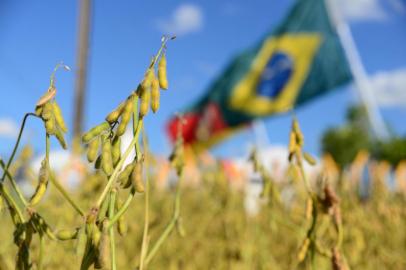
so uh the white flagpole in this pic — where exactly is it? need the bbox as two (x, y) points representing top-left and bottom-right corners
(325, 0), (389, 139)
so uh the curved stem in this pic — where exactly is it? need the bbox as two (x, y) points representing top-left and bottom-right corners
(107, 187), (135, 229)
(49, 172), (85, 216)
(0, 159), (28, 206)
(144, 171), (183, 266)
(1, 113), (38, 183)
(0, 183), (25, 222)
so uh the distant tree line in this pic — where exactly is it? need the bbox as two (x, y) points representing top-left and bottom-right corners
(321, 105), (406, 168)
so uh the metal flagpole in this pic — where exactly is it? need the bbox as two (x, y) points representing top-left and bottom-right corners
(324, 0), (389, 140)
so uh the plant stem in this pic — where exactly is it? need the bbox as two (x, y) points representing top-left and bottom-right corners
(107, 187), (135, 229)
(0, 159), (28, 206)
(95, 119), (143, 208)
(0, 183), (25, 222)
(1, 113), (38, 183)
(144, 171), (183, 266)
(49, 172), (85, 216)
(38, 235), (44, 270)
(139, 133), (150, 270)
(108, 189), (117, 270)
(45, 135), (85, 216)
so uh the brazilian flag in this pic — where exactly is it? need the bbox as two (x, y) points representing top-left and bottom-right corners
(167, 0), (352, 149)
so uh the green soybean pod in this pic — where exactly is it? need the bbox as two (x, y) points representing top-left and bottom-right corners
(87, 137), (100, 163)
(105, 101), (125, 124)
(52, 101), (68, 133)
(76, 227), (87, 258)
(118, 162), (135, 189)
(111, 136), (121, 166)
(304, 152), (317, 166)
(131, 161), (144, 193)
(115, 198), (127, 236)
(82, 122), (110, 144)
(41, 102), (53, 120)
(116, 97), (134, 136)
(158, 53), (168, 89)
(94, 154), (102, 170)
(44, 117), (56, 135)
(56, 229), (78, 241)
(151, 76), (160, 113)
(101, 134), (114, 176)
(95, 221), (109, 269)
(55, 127), (68, 149)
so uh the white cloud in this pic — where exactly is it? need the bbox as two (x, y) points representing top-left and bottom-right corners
(370, 69), (406, 107)
(0, 118), (19, 138)
(333, 0), (386, 21)
(157, 4), (203, 36)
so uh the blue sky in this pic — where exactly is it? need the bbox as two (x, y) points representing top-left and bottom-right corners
(0, 0), (405, 158)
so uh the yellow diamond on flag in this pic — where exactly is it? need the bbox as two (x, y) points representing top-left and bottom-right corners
(229, 34), (322, 116)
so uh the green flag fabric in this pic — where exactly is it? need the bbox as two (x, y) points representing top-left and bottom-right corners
(167, 0), (352, 149)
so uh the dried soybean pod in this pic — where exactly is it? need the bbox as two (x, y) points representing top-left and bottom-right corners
(131, 160), (144, 193)
(304, 152), (316, 166)
(151, 76), (160, 113)
(41, 102), (53, 120)
(0, 195), (3, 211)
(101, 134), (114, 176)
(105, 101), (125, 124)
(118, 163), (135, 189)
(87, 137), (100, 163)
(82, 122), (110, 144)
(116, 96), (134, 136)
(139, 85), (151, 118)
(158, 53), (168, 89)
(52, 101), (68, 132)
(111, 136), (121, 166)
(55, 127), (68, 149)
(36, 86), (57, 106)
(56, 229), (78, 241)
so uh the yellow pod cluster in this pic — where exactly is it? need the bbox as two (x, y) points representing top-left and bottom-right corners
(36, 97), (68, 149)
